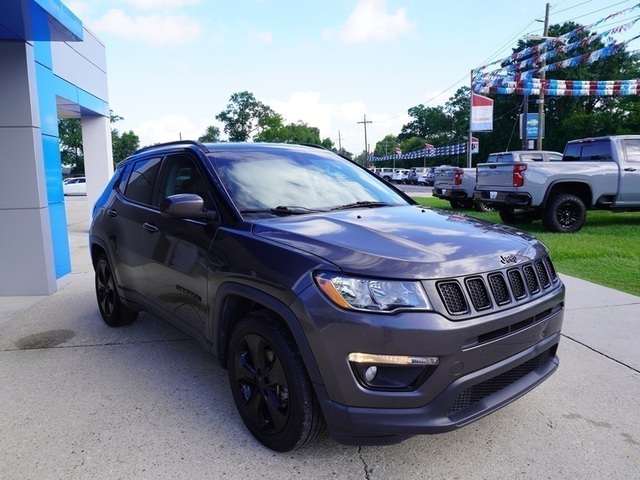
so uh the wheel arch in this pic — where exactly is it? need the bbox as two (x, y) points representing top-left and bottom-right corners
(213, 282), (323, 386)
(543, 181), (592, 208)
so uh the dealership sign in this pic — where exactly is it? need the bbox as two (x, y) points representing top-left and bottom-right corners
(471, 93), (493, 132)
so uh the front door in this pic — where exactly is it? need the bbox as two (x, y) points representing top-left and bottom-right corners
(139, 154), (219, 343)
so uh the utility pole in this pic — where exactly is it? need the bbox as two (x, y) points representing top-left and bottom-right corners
(336, 130), (343, 151)
(357, 114), (372, 165)
(537, 2), (550, 150)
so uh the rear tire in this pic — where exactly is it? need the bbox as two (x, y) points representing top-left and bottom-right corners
(228, 311), (325, 452)
(542, 194), (586, 233)
(95, 255), (138, 327)
(473, 201), (495, 212)
(499, 208), (535, 225)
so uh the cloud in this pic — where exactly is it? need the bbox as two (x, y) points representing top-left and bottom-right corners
(266, 91), (408, 154)
(92, 9), (203, 46)
(136, 114), (211, 146)
(248, 30), (273, 45)
(325, 0), (415, 44)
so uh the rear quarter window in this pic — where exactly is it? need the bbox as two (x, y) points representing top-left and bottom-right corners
(124, 157), (162, 205)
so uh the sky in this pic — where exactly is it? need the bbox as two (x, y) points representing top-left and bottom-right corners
(65, 0), (640, 155)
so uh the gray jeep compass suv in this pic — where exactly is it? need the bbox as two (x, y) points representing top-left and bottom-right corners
(89, 141), (565, 451)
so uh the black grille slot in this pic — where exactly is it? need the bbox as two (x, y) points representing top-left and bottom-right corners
(508, 269), (527, 299)
(523, 264), (540, 294)
(535, 260), (551, 288)
(437, 281), (468, 315)
(544, 256), (558, 282)
(465, 277), (491, 311)
(488, 273), (511, 305)
(448, 348), (554, 415)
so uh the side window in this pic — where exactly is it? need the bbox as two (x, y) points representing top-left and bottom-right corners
(547, 153), (562, 162)
(624, 139), (640, 164)
(521, 154), (543, 162)
(155, 155), (215, 210)
(124, 157), (162, 205)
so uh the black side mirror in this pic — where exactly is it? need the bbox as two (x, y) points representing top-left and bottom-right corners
(160, 194), (208, 219)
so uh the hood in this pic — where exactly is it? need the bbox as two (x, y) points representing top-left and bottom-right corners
(252, 205), (547, 279)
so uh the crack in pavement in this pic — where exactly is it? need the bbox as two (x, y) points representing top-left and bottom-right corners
(561, 333), (640, 374)
(358, 446), (372, 480)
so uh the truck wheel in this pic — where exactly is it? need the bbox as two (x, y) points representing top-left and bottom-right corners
(474, 201), (495, 212)
(499, 208), (534, 225)
(228, 311), (325, 452)
(450, 200), (474, 210)
(542, 194), (586, 233)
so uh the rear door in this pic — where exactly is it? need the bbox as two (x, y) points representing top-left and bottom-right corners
(618, 138), (640, 205)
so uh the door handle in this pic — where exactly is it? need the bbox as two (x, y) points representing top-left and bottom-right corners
(624, 167), (636, 172)
(107, 209), (118, 217)
(143, 223), (159, 233)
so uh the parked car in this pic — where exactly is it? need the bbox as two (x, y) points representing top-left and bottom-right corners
(408, 167), (427, 184)
(63, 176), (86, 196)
(376, 167), (394, 181)
(391, 168), (409, 183)
(474, 139), (639, 232)
(90, 141), (565, 451)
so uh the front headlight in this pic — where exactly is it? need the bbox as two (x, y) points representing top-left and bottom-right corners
(314, 272), (431, 313)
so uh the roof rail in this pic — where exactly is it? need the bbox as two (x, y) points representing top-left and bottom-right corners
(133, 140), (210, 155)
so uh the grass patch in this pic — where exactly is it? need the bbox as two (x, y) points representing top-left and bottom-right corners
(414, 196), (640, 297)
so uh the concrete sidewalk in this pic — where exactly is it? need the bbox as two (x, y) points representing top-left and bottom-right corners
(0, 197), (638, 479)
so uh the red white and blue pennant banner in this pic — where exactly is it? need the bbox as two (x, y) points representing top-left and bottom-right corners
(368, 143), (468, 163)
(475, 79), (640, 96)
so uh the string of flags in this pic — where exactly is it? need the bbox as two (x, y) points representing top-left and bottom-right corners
(368, 142), (468, 163)
(471, 4), (640, 97)
(474, 78), (640, 96)
(473, 3), (640, 75)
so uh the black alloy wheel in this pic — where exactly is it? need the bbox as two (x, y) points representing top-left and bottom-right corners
(228, 311), (324, 452)
(542, 194), (586, 233)
(95, 255), (137, 327)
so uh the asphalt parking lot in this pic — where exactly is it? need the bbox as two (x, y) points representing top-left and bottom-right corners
(0, 197), (638, 479)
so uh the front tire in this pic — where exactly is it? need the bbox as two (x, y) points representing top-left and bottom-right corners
(542, 194), (586, 233)
(95, 255), (138, 327)
(228, 311), (325, 452)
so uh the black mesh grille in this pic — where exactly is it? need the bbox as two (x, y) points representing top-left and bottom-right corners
(466, 278), (491, 310)
(437, 282), (468, 315)
(488, 273), (510, 305)
(544, 256), (558, 282)
(535, 260), (550, 288)
(448, 348), (554, 415)
(508, 269), (527, 299)
(523, 265), (540, 294)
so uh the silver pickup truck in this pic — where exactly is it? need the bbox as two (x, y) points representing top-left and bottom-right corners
(432, 166), (492, 211)
(474, 136), (640, 232)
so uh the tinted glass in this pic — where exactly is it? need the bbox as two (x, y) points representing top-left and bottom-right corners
(487, 153), (514, 163)
(564, 141), (612, 161)
(125, 157), (162, 205)
(155, 155), (215, 210)
(624, 139), (640, 163)
(212, 148), (408, 213)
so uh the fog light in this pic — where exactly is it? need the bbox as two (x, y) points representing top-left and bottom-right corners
(365, 366), (378, 382)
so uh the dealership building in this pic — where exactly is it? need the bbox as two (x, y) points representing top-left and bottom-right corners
(1, 0), (112, 295)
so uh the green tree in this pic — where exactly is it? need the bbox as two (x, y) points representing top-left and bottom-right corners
(373, 134), (398, 158)
(111, 113), (139, 165)
(216, 91), (278, 141)
(198, 125), (221, 143)
(58, 118), (84, 174)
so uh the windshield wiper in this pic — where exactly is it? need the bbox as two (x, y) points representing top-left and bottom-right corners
(240, 205), (321, 216)
(330, 201), (394, 211)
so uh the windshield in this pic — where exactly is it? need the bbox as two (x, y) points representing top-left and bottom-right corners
(210, 146), (409, 215)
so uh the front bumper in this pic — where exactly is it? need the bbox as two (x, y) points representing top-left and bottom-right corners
(291, 277), (565, 445)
